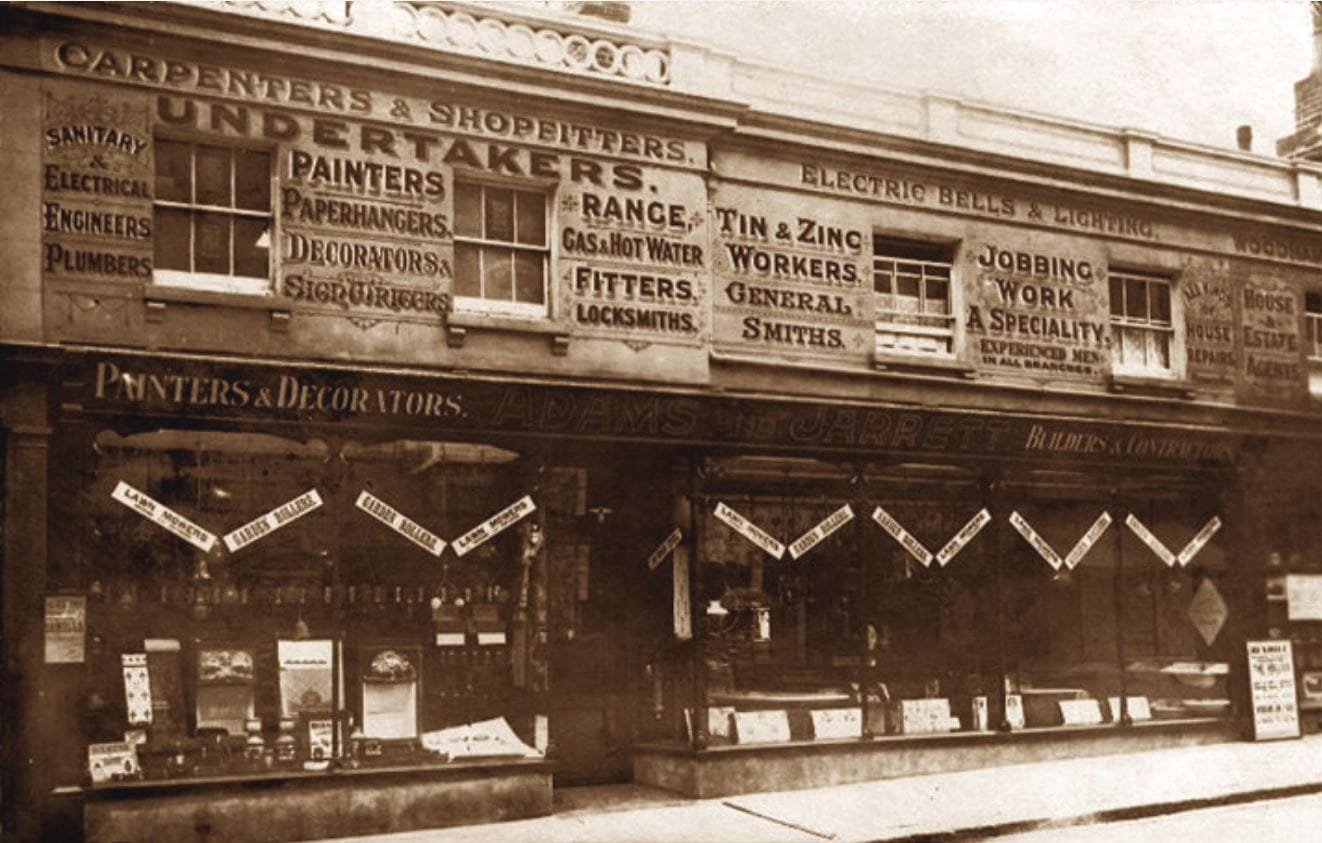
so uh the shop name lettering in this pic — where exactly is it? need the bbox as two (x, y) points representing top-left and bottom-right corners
(56, 43), (688, 162)
(1024, 423), (1233, 463)
(93, 362), (463, 418)
(800, 164), (1156, 239)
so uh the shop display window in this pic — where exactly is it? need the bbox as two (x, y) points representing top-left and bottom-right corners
(75, 429), (546, 786)
(154, 139), (273, 295)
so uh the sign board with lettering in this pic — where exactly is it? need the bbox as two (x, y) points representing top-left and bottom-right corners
(1058, 699), (1104, 726)
(1125, 515), (1220, 568)
(1181, 262), (1238, 386)
(42, 81), (154, 286)
(1124, 515), (1177, 567)
(732, 709), (791, 745)
(1247, 639), (1300, 741)
(713, 502), (785, 559)
(872, 506), (934, 567)
(1063, 512), (1113, 570)
(223, 489), (324, 553)
(1238, 276), (1304, 405)
(809, 707), (862, 740)
(1286, 574), (1322, 622)
(452, 495), (536, 557)
(646, 527), (683, 570)
(789, 504), (854, 560)
(354, 490), (446, 556)
(710, 182), (874, 366)
(1188, 577), (1229, 646)
(111, 481), (217, 552)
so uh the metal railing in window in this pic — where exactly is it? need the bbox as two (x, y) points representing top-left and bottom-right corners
(153, 140), (273, 295)
(453, 182), (548, 318)
(873, 256), (955, 356)
(1109, 271), (1173, 376)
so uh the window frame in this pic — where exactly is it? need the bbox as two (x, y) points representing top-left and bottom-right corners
(451, 180), (551, 320)
(872, 237), (957, 358)
(152, 138), (276, 297)
(1108, 270), (1175, 378)
(1306, 291), (1322, 398)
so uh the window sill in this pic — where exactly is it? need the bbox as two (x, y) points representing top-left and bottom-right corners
(873, 352), (974, 378)
(142, 286), (294, 331)
(1107, 373), (1194, 399)
(446, 310), (569, 354)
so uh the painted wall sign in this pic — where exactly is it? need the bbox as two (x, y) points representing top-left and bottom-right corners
(965, 242), (1110, 381)
(1009, 511), (1062, 571)
(935, 508), (991, 567)
(872, 506), (935, 567)
(1063, 512), (1113, 570)
(354, 490), (446, 557)
(1123, 514), (1177, 567)
(1239, 276), (1303, 402)
(646, 527), (684, 571)
(713, 502), (786, 559)
(788, 504), (854, 560)
(42, 83), (154, 283)
(111, 480), (217, 552)
(1180, 262), (1237, 385)
(1247, 639), (1300, 741)
(48, 40), (706, 168)
(452, 495), (536, 557)
(710, 185), (873, 362)
(560, 170), (707, 344)
(44, 595), (86, 664)
(222, 489), (324, 553)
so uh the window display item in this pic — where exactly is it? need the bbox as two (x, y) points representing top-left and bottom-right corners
(1058, 699), (1104, 726)
(1107, 696), (1153, 721)
(144, 639), (183, 735)
(420, 717), (540, 760)
(196, 646), (256, 735)
(88, 741), (140, 785)
(278, 639), (339, 719)
(360, 647), (419, 740)
(1005, 693), (1026, 730)
(888, 699), (957, 735)
(732, 710), (791, 745)
(971, 695), (990, 731)
(809, 707), (862, 740)
(121, 653), (152, 726)
(275, 718), (299, 766)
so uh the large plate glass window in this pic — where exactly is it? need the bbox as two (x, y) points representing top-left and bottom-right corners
(1109, 271), (1173, 376)
(1307, 291), (1322, 397)
(873, 237), (956, 356)
(453, 182), (548, 317)
(154, 140), (273, 295)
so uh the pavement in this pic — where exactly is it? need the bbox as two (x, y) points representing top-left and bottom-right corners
(328, 733), (1322, 842)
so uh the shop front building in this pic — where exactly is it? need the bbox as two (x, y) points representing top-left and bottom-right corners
(4, 2), (1322, 841)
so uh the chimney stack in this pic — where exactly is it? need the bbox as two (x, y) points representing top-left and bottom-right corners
(1236, 125), (1253, 152)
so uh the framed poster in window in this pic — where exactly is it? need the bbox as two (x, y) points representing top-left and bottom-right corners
(196, 643), (256, 735)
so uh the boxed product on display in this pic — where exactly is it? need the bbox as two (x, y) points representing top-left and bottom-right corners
(278, 639), (339, 720)
(360, 645), (420, 740)
(195, 645), (256, 735)
(888, 698), (958, 735)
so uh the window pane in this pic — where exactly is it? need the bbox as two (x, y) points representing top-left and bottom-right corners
(195, 212), (231, 274)
(514, 251), (545, 304)
(234, 217), (269, 279)
(234, 149), (270, 211)
(482, 248), (513, 301)
(195, 145), (232, 207)
(873, 271), (893, 295)
(1109, 276), (1125, 317)
(454, 183), (482, 239)
(1121, 328), (1144, 367)
(154, 208), (191, 271)
(1151, 332), (1170, 369)
(1124, 278), (1148, 320)
(484, 188), (514, 242)
(925, 279), (949, 314)
(454, 243), (480, 297)
(515, 191), (546, 246)
(896, 272), (921, 302)
(1150, 283), (1171, 324)
(156, 140), (191, 203)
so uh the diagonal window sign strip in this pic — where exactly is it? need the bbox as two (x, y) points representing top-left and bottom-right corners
(1124, 514), (1177, 567)
(452, 495), (536, 557)
(935, 508), (990, 567)
(1063, 512), (1113, 570)
(223, 489), (324, 553)
(789, 504), (854, 560)
(1009, 511), (1063, 571)
(112, 480), (218, 553)
(354, 490), (447, 557)
(714, 502), (786, 559)
(1176, 517), (1222, 567)
(647, 527), (684, 570)
(872, 506), (934, 568)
